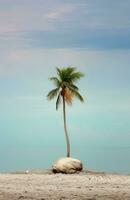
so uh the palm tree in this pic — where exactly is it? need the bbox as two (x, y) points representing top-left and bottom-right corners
(47, 67), (84, 157)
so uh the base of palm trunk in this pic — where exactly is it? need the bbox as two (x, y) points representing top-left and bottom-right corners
(52, 157), (83, 174)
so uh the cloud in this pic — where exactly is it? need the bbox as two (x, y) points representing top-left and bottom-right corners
(0, 4), (54, 34)
(45, 4), (75, 20)
(0, 0), (130, 49)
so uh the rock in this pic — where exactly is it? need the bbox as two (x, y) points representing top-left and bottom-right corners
(52, 157), (83, 174)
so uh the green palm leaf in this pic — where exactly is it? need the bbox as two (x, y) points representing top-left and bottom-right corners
(49, 77), (61, 87)
(70, 72), (85, 82)
(47, 88), (59, 100)
(56, 93), (61, 110)
(70, 88), (84, 102)
(63, 82), (79, 91)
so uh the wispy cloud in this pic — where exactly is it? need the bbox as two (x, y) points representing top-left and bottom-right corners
(45, 4), (75, 20)
(0, 0), (130, 49)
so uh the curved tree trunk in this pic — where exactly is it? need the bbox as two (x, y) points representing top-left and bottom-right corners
(63, 95), (70, 157)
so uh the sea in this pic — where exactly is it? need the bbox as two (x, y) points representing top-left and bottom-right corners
(0, 146), (130, 174)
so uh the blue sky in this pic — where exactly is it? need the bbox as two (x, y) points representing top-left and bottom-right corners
(0, 0), (130, 173)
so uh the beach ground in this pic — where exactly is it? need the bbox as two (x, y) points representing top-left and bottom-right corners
(0, 170), (130, 200)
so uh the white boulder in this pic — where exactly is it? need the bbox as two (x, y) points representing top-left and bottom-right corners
(52, 157), (83, 174)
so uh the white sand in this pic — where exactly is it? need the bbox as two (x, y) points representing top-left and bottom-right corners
(0, 171), (130, 200)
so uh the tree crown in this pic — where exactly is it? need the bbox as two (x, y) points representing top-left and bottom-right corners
(47, 67), (85, 109)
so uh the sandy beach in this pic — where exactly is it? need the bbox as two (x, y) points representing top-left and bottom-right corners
(0, 170), (130, 200)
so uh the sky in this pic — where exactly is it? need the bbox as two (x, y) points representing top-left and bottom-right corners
(0, 0), (130, 173)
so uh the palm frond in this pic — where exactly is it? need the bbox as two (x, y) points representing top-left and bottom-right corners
(63, 82), (79, 91)
(56, 67), (61, 78)
(70, 72), (85, 82)
(70, 84), (79, 90)
(49, 77), (61, 87)
(56, 93), (61, 110)
(56, 67), (76, 83)
(56, 67), (67, 81)
(47, 88), (60, 100)
(64, 67), (76, 76)
(70, 88), (84, 102)
(56, 67), (84, 83)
